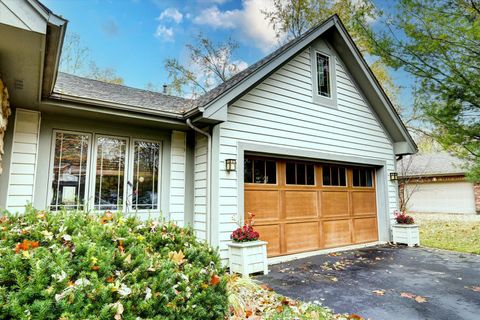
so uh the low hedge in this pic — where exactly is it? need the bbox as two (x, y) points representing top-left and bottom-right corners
(0, 207), (227, 319)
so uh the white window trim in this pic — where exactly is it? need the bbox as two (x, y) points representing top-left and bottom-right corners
(128, 138), (163, 213)
(90, 134), (130, 212)
(46, 129), (93, 211)
(310, 46), (337, 108)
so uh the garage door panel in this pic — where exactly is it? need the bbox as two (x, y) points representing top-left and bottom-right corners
(322, 191), (349, 217)
(245, 190), (280, 221)
(285, 191), (318, 219)
(352, 192), (376, 216)
(285, 222), (319, 253)
(353, 217), (378, 243)
(323, 219), (352, 247)
(256, 224), (281, 257)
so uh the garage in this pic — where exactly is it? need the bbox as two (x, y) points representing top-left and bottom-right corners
(405, 181), (476, 214)
(244, 156), (378, 257)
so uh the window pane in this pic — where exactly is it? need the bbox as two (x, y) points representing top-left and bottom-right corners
(331, 166), (339, 186)
(366, 169), (373, 187)
(265, 160), (276, 184)
(50, 132), (90, 211)
(286, 162), (296, 184)
(244, 159), (253, 183)
(133, 141), (160, 210)
(253, 160), (265, 183)
(306, 164), (315, 185)
(322, 166), (330, 185)
(360, 169), (367, 186)
(353, 169), (360, 186)
(94, 137), (127, 210)
(339, 168), (346, 186)
(316, 53), (330, 97)
(296, 163), (306, 185)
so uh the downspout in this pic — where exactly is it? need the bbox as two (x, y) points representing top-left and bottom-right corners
(186, 118), (212, 244)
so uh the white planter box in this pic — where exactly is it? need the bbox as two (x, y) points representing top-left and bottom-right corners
(392, 224), (420, 247)
(228, 240), (268, 277)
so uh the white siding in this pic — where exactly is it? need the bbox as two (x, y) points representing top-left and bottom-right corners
(169, 131), (186, 226)
(217, 46), (398, 259)
(194, 133), (208, 240)
(6, 109), (40, 213)
(406, 181), (476, 214)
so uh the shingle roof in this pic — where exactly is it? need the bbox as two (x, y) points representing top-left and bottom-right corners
(54, 72), (194, 114)
(398, 152), (467, 177)
(195, 19), (328, 108)
(53, 17), (333, 115)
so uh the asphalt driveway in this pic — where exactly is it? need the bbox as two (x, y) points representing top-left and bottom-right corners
(256, 245), (480, 320)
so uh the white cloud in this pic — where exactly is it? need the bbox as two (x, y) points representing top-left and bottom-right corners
(192, 0), (278, 53)
(158, 8), (183, 24)
(154, 25), (174, 41)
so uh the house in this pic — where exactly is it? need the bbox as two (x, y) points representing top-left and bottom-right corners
(398, 153), (479, 215)
(0, 0), (417, 261)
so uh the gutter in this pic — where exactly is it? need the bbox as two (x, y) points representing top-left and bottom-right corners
(186, 119), (212, 244)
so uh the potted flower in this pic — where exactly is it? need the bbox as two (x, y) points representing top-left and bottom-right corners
(392, 210), (420, 247)
(227, 212), (268, 277)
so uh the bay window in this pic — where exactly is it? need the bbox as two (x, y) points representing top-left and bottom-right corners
(48, 130), (161, 211)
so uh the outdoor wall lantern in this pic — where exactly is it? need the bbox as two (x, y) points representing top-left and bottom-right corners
(389, 172), (398, 181)
(225, 159), (237, 172)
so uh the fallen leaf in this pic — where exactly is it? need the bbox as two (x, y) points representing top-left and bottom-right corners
(260, 284), (272, 291)
(415, 296), (427, 303)
(400, 292), (416, 299)
(210, 274), (220, 286)
(168, 250), (185, 265)
(349, 314), (364, 319)
(469, 286), (480, 292)
(372, 290), (385, 296)
(329, 276), (338, 282)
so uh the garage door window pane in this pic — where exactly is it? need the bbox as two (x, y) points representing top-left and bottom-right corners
(50, 132), (90, 211)
(323, 165), (346, 186)
(353, 168), (373, 187)
(286, 162), (296, 184)
(244, 159), (253, 183)
(245, 158), (276, 184)
(297, 163), (306, 184)
(265, 160), (276, 184)
(306, 164), (315, 185)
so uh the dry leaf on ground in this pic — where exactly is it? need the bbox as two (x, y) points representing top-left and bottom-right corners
(400, 292), (416, 299)
(372, 290), (385, 296)
(415, 296), (427, 303)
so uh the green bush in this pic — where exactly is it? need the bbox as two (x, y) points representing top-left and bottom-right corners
(0, 206), (228, 319)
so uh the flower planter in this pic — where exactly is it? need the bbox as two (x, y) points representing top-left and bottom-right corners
(228, 240), (268, 277)
(392, 224), (420, 247)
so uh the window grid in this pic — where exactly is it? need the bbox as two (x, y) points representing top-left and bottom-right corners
(316, 52), (331, 98)
(322, 165), (347, 186)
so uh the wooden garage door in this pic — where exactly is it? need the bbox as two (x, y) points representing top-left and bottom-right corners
(244, 157), (378, 257)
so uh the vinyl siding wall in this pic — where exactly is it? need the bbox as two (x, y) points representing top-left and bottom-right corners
(169, 131), (187, 226)
(217, 45), (398, 259)
(193, 133), (208, 240)
(5, 109), (40, 213)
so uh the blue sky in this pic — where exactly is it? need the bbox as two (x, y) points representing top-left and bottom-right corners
(42, 0), (413, 108)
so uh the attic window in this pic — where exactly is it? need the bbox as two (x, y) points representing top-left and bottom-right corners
(316, 52), (331, 97)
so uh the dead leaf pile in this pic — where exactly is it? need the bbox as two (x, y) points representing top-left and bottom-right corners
(226, 275), (356, 320)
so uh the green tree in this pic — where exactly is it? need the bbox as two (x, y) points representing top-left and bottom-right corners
(164, 35), (246, 97)
(60, 32), (124, 85)
(262, 0), (400, 109)
(366, 0), (480, 181)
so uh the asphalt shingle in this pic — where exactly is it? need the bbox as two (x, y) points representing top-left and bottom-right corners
(398, 152), (467, 177)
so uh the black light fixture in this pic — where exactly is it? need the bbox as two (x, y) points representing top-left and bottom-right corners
(225, 159), (237, 172)
(389, 172), (398, 181)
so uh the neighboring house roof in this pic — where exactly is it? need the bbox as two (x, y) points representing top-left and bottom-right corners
(53, 72), (193, 114)
(398, 152), (467, 177)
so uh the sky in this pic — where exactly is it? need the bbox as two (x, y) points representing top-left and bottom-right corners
(42, 0), (414, 108)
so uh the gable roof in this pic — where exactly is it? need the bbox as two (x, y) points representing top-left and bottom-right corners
(398, 152), (467, 177)
(46, 13), (416, 155)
